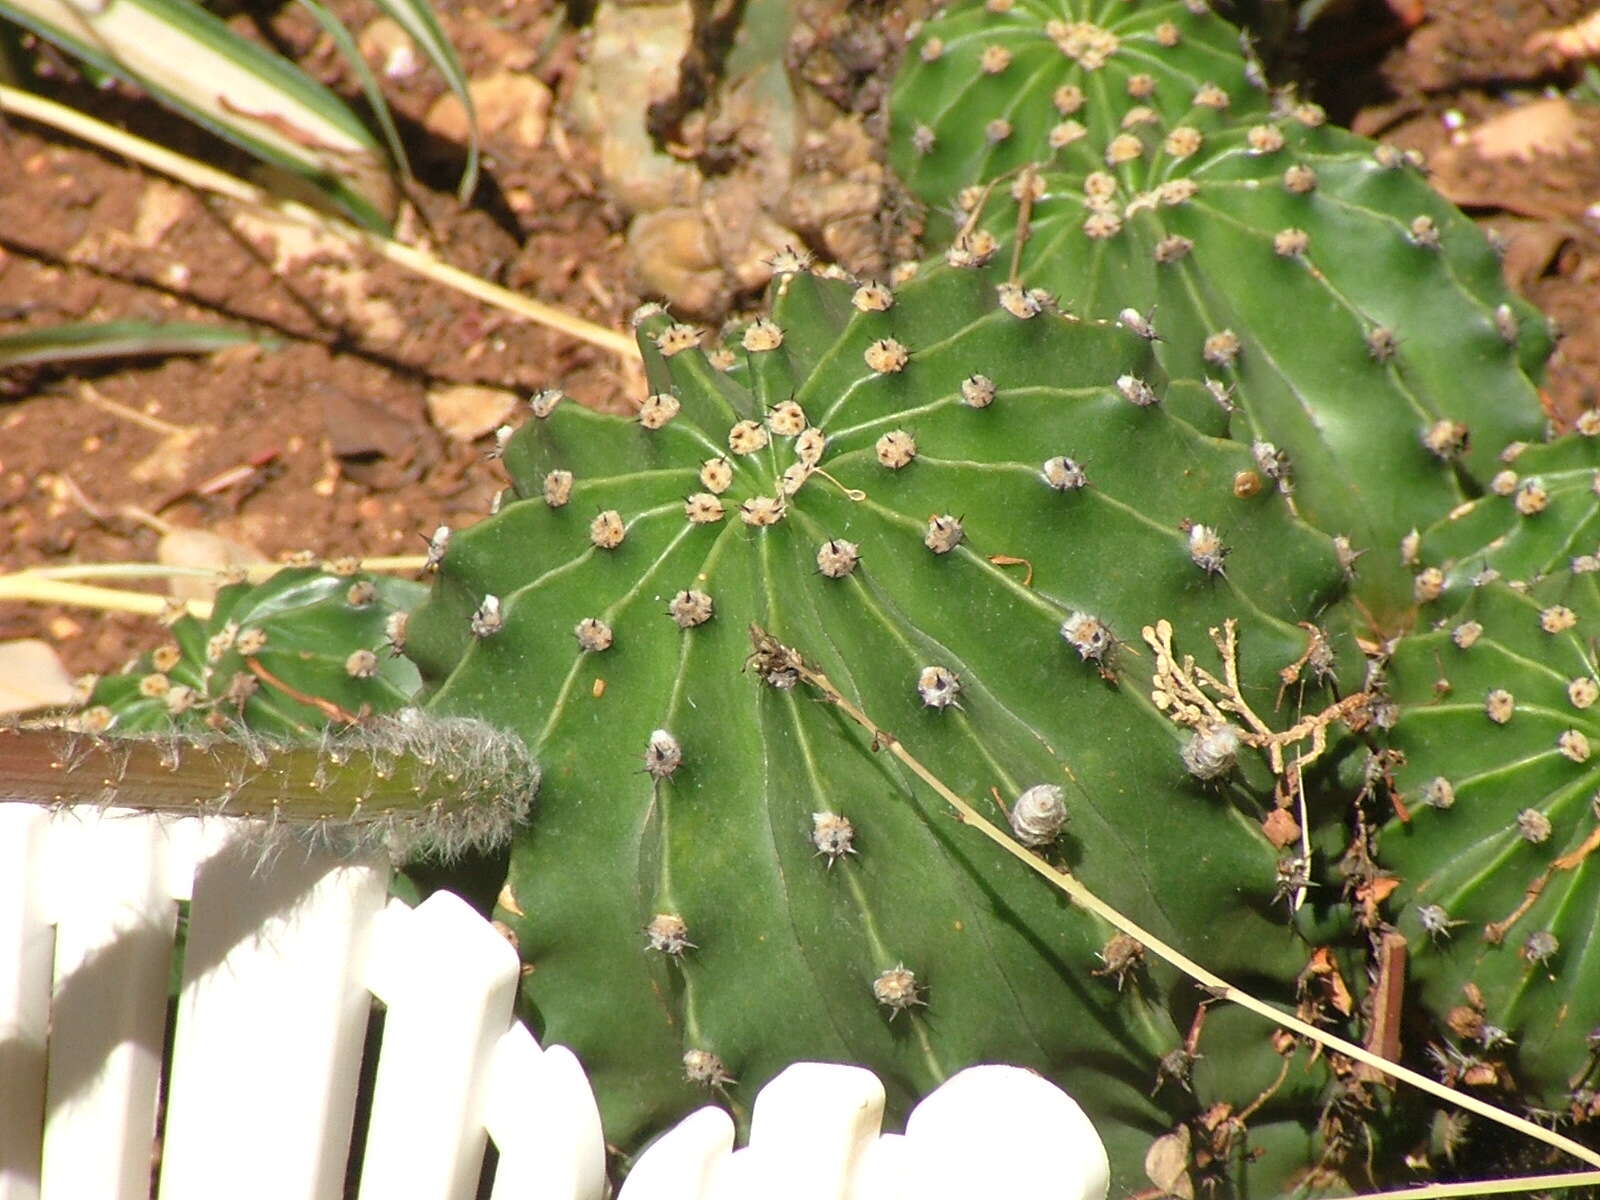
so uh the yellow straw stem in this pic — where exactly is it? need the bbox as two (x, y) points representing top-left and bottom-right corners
(1345, 1171), (1600, 1200)
(0, 85), (640, 363)
(0, 576), (209, 619)
(0, 556), (430, 618)
(9, 556), (426, 583)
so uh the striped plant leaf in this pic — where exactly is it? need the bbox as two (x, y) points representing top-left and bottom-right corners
(365, 0), (478, 200)
(295, 0), (413, 185)
(0, 319), (275, 370)
(0, 0), (396, 228)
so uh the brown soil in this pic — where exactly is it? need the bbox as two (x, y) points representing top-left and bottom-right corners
(3, 0), (1600, 682)
(0, 0), (641, 677)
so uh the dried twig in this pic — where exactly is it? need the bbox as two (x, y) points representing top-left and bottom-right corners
(0, 556), (430, 620)
(1145, 618), (1369, 908)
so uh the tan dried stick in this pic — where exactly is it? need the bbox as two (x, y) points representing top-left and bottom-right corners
(1346, 1171), (1600, 1200)
(0, 576), (208, 619)
(0, 85), (640, 363)
(0, 557), (429, 619)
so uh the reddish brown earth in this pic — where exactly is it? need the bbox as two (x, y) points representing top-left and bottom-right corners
(2, 0), (1599, 683)
(0, 0), (640, 679)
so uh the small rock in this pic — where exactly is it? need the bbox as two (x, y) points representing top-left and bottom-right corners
(425, 71), (552, 154)
(0, 639), (77, 714)
(323, 388), (419, 462)
(129, 180), (195, 250)
(46, 615), (82, 641)
(1526, 10), (1600, 66)
(357, 16), (420, 80)
(702, 174), (801, 294)
(426, 383), (519, 442)
(158, 529), (268, 601)
(628, 207), (724, 316)
(567, 1), (699, 213)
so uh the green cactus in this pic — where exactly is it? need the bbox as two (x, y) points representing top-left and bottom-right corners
(80, 563), (424, 737)
(44, 562), (516, 896)
(27, 0), (1600, 1190)
(1376, 572), (1600, 1120)
(399, 256), (1369, 1189)
(1409, 430), (1600, 612)
(893, 0), (1272, 208)
(889, 0), (1552, 628)
(1366, 424), (1600, 1126)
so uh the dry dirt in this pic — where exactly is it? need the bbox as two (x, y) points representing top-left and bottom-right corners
(1, 0), (640, 680)
(3, 0), (1600, 685)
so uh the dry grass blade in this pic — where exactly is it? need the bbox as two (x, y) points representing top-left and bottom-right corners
(8, 556), (426, 583)
(1345, 1171), (1600, 1199)
(0, 320), (274, 370)
(0, 557), (429, 619)
(0, 576), (210, 619)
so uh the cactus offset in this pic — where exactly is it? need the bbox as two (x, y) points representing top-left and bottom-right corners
(2, 714), (535, 860)
(1409, 432), (1600, 610)
(893, 0), (1270, 205)
(1379, 431), (1600, 1125)
(80, 564), (423, 736)
(41, 566), (527, 857)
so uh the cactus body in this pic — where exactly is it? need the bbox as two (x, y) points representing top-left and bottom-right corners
(405, 261), (1358, 1187)
(890, 0), (1551, 626)
(41, 1), (1600, 1187)
(1412, 434), (1600, 613)
(1380, 573), (1600, 1113)
(893, 0), (1270, 207)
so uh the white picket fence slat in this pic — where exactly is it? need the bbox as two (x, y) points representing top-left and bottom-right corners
(0, 806), (52, 1200)
(0, 807), (1110, 1200)
(37, 809), (177, 1200)
(624, 1063), (1109, 1200)
(483, 1032), (608, 1199)
(359, 892), (520, 1200)
(158, 836), (389, 1200)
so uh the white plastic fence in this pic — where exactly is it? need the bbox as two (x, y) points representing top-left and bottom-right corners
(0, 807), (1108, 1200)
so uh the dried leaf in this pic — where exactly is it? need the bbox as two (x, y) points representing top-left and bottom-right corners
(1468, 98), (1590, 163)
(425, 383), (518, 442)
(1261, 805), (1301, 848)
(1145, 1126), (1194, 1200)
